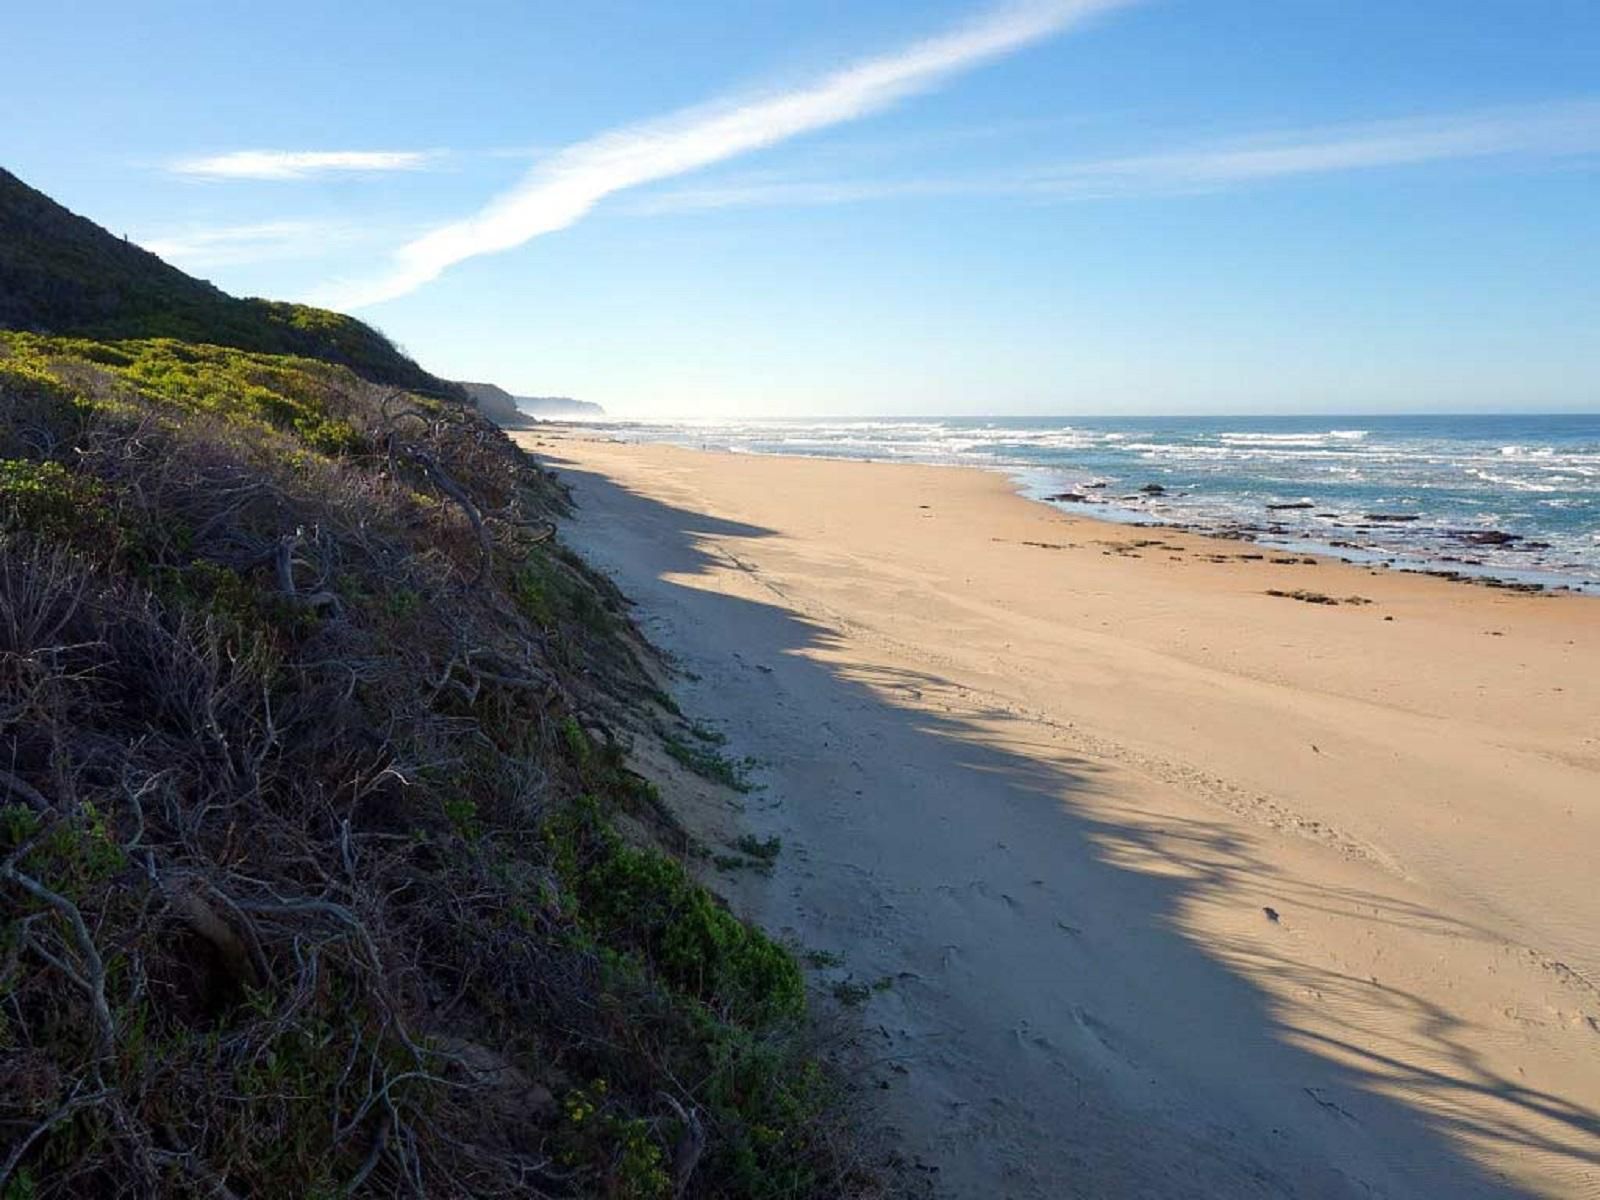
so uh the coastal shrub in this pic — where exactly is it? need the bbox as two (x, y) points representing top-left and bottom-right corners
(0, 160), (869, 1193)
(1, 333), (369, 457)
(0, 458), (108, 539)
(515, 546), (617, 635)
(552, 796), (803, 1023)
(695, 1025), (842, 1199)
(663, 731), (758, 792)
(514, 555), (562, 625)
(0, 320), (871, 1198)
(0, 358), (80, 408)
(560, 1080), (673, 1200)
(735, 834), (781, 863)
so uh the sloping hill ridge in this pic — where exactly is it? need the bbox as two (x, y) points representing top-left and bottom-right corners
(0, 166), (449, 395)
(0, 167), (875, 1198)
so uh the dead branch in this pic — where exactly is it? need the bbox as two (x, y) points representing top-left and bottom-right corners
(0, 1084), (115, 1190)
(344, 1111), (392, 1196)
(405, 449), (491, 585)
(233, 896), (382, 974)
(1, 863), (115, 1057)
(0, 766), (50, 813)
(149, 1147), (245, 1200)
(275, 530), (344, 616)
(378, 390), (436, 433)
(274, 532), (301, 597)
(659, 1092), (705, 1197)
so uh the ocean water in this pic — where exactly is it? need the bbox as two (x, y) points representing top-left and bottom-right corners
(613, 414), (1600, 592)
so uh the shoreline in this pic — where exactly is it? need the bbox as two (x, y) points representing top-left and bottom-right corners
(1006, 466), (1595, 597)
(582, 419), (1600, 597)
(521, 429), (1600, 1198)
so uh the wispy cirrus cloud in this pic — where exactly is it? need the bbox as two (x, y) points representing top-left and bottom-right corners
(631, 176), (983, 214)
(141, 220), (378, 269)
(1068, 99), (1600, 188)
(317, 0), (1132, 308)
(635, 99), (1600, 212)
(171, 149), (438, 181)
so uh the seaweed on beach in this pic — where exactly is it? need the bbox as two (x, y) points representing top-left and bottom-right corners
(1265, 588), (1373, 606)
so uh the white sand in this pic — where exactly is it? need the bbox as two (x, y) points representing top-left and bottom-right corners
(522, 432), (1600, 1199)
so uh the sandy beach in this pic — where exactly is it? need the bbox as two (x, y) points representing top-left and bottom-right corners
(519, 430), (1600, 1200)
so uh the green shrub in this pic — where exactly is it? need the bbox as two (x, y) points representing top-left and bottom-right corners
(554, 799), (803, 1024)
(560, 1080), (673, 1200)
(663, 733), (756, 792)
(0, 458), (109, 539)
(0, 358), (80, 406)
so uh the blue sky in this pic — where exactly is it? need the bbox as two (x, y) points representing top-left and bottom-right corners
(5, 1), (1599, 416)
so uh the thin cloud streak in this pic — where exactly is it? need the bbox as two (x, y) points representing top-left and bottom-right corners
(141, 220), (378, 268)
(636, 99), (1600, 212)
(1076, 100), (1600, 185)
(318, 0), (1131, 308)
(172, 150), (437, 180)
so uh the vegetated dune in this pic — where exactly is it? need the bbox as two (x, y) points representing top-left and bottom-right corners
(0, 168), (882, 1198)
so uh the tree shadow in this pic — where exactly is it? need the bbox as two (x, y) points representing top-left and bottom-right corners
(548, 452), (1596, 1198)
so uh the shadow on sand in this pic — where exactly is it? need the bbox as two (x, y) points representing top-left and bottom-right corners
(544, 451), (1596, 1199)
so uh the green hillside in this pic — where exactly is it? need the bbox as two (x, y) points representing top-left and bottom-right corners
(0, 167), (447, 395)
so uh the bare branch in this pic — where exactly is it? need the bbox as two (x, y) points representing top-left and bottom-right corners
(1, 864), (115, 1057)
(659, 1092), (706, 1197)
(149, 1148), (245, 1200)
(406, 449), (491, 585)
(344, 1112), (392, 1196)
(0, 766), (50, 813)
(0, 1084), (115, 1190)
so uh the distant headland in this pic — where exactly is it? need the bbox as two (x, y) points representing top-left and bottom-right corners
(457, 380), (604, 423)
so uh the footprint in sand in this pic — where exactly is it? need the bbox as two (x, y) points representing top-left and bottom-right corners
(1070, 1007), (1138, 1078)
